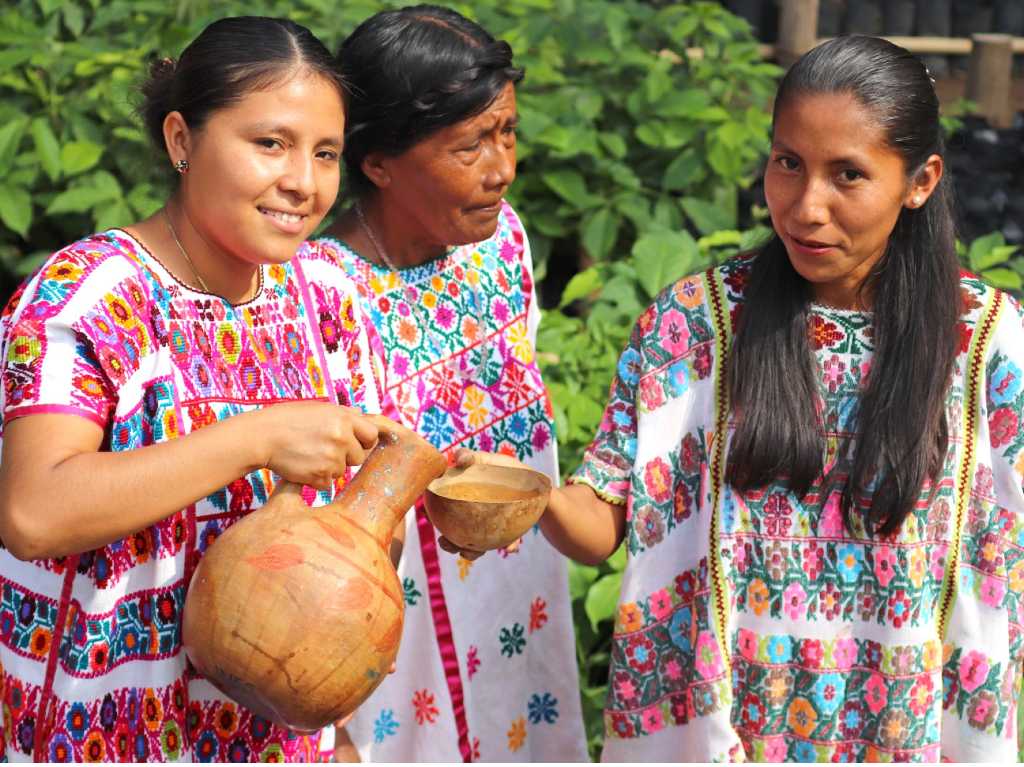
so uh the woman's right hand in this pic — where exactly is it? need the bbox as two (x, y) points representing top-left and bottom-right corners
(255, 402), (380, 490)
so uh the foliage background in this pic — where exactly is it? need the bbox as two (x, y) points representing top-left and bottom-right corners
(1, 0), (1022, 759)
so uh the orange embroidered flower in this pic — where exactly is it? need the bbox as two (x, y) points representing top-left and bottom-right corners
(618, 602), (644, 633)
(507, 716), (526, 751)
(747, 578), (769, 616)
(786, 697), (818, 738)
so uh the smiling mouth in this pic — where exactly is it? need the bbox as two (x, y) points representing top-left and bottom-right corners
(258, 206), (306, 225)
(791, 234), (837, 250)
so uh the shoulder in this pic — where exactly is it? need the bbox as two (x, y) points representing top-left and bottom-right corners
(489, 200), (529, 265)
(303, 237), (376, 295)
(624, 256), (749, 378)
(3, 231), (154, 326)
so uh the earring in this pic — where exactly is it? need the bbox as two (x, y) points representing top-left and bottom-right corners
(174, 159), (189, 174)
(913, 196), (921, 206)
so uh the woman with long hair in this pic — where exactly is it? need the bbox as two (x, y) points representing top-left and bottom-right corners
(464, 35), (1024, 760)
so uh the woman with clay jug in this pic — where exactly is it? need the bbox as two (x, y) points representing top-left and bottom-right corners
(0, 16), (388, 763)
(317, 5), (587, 762)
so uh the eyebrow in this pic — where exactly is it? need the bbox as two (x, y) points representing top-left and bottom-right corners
(248, 122), (342, 147)
(771, 140), (867, 167)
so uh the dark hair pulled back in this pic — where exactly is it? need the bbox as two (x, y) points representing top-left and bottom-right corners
(338, 4), (523, 195)
(139, 16), (344, 158)
(726, 35), (961, 536)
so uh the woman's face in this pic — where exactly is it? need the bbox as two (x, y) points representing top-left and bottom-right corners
(175, 69), (344, 267)
(371, 82), (518, 247)
(764, 91), (923, 307)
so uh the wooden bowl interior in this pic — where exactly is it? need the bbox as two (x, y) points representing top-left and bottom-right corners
(427, 463), (550, 504)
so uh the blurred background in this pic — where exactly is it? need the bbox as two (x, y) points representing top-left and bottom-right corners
(0, 0), (1020, 757)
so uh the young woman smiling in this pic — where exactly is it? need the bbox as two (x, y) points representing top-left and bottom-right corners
(0, 16), (386, 762)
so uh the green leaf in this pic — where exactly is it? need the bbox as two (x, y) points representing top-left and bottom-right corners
(45, 183), (118, 215)
(568, 562), (599, 600)
(0, 116), (30, 175)
(607, 544), (627, 572)
(656, 89), (711, 118)
(980, 267), (1023, 291)
(967, 231), (1005, 269)
(598, 132), (627, 159)
(61, 141), (104, 176)
(541, 168), (588, 204)
(971, 243), (1018, 272)
(584, 572), (622, 631)
(0, 184), (33, 238)
(682, 196), (734, 235)
(631, 228), (698, 299)
(559, 266), (602, 307)
(662, 149), (705, 191)
(92, 200), (132, 232)
(30, 118), (61, 182)
(582, 207), (620, 262)
(62, 3), (85, 36)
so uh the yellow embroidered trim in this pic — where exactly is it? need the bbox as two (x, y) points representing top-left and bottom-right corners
(938, 287), (1003, 640)
(705, 265), (734, 683)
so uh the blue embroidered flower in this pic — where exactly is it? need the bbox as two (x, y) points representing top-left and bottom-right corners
(668, 606), (693, 653)
(66, 702), (89, 740)
(793, 739), (817, 762)
(508, 413), (528, 438)
(373, 709), (399, 743)
(813, 673), (846, 716)
(666, 359), (689, 397)
(421, 406), (455, 445)
(403, 577), (422, 607)
(841, 705), (861, 732)
(765, 635), (792, 664)
(617, 347), (642, 387)
(989, 360), (1022, 406)
(528, 692), (559, 724)
(722, 487), (737, 534)
(835, 543), (863, 583)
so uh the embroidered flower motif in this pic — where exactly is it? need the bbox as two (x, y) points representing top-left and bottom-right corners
(527, 692), (559, 724)
(529, 597), (548, 633)
(618, 601), (644, 633)
(782, 582), (807, 621)
(499, 622), (526, 657)
(786, 697), (818, 738)
(507, 716), (526, 751)
(647, 589), (674, 622)
(457, 555), (473, 581)
(813, 672), (845, 716)
(466, 645), (480, 679)
(864, 673), (888, 714)
(643, 458), (673, 504)
(747, 578), (769, 616)
(694, 631), (723, 679)
(958, 650), (991, 693)
(373, 709), (399, 743)
(634, 504), (665, 548)
(624, 634), (656, 674)
(412, 689), (439, 725)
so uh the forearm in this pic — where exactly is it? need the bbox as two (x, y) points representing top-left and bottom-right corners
(0, 411), (266, 559)
(538, 482), (625, 566)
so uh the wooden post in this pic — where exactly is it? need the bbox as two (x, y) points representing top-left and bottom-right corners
(967, 33), (1014, 129)
(777, 0), (820, 67)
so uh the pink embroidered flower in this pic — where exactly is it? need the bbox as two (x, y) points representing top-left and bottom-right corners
(641, 706), (665, 733)
(638, 375), (665, 412)
(694, 631), (723, 679)
(763, 493), (792, 536)
(865, 673), (888, 714)
(783, 582), (807, 621)
(737, 628), (758, 661)
(908, 674), (934, 717)
(648, 589), (674, 621)
(800, 639), (824, 669)
(979, 575), (1006, 608)
(802, 542), (825, 581)
(529, 597), (549, 633)
(822, 353), (846, 392)
(663, 658), (682, 681)
(989, 407), (1018, 448)
(613, 672), (638, 704)
(466, 645), (480, 679)
(818, 494), (844, 537)
(872, 546), (899, 587)
(958, 650), (990, 693)
(833, 637), (858, 671)
(762, 736), (787, 762)
(657, 309), (690, 356)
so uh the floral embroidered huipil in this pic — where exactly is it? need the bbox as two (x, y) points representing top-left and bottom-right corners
(0, 231), (387, 762)
(318, 202), (587, 762)
(572, 257), (1024, 761)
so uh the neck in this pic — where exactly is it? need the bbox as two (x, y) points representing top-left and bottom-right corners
(164, 198), (259, 303)
(336, 196), (446, 269)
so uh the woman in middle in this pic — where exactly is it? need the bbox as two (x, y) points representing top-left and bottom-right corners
(317, 4), (587, 762)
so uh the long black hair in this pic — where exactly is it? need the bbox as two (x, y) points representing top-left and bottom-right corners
(337, 4), (523, 195)
(726, 35), (961, 536)
(139, 16), (344, 157)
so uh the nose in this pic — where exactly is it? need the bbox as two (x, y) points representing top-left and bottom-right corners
(483, 143), (516, 193)
(791, 175), (830, 228)
(280, 153), (316, 200)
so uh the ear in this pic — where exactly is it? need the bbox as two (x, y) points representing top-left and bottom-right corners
(360, 152), (392, 190)
(163, 111), (193, 171)
(904, 153), (943, 209)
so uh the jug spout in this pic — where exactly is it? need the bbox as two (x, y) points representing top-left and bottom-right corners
(335, 414), (447, 544)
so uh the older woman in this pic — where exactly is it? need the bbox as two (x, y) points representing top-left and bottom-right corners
(318, 5), (587, 762)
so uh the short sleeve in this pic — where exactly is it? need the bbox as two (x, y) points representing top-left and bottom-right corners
(567, 318), (644, 505)
(2, 253), (117, 429)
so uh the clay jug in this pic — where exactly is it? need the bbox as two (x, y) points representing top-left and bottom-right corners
(181, 414), (447, 732)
